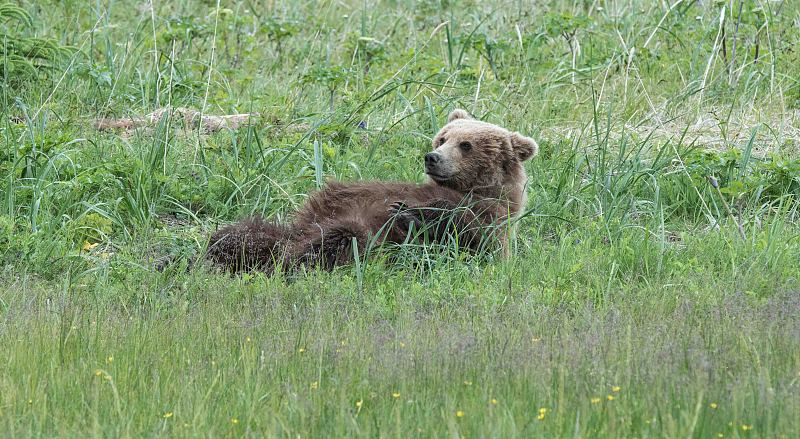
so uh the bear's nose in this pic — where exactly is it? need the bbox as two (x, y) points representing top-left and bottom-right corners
(425, 152), (441, 166)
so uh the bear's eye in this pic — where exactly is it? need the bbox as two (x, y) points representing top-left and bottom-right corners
(458, 141), (473, 151)
(438, 137), (446, 146)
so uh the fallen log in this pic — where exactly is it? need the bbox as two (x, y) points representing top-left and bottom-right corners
(93, 106), (259, 135)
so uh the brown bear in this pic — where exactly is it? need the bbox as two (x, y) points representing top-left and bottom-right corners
(205, 109), (538, 273)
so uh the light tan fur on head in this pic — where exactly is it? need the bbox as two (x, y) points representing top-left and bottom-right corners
(426, 109), (538, 215)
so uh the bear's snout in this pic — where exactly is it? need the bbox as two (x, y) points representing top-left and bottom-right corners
(425, 151), (457, 181)
(425, 151), (452, 179)
(425, 152), (442, 167)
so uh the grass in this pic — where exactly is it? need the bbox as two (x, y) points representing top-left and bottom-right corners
(2, 0), (800, 437)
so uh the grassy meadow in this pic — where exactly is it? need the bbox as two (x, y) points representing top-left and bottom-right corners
(2, 0), (800, 437)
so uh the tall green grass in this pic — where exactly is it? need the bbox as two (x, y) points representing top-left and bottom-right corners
(1, 0), (799, 437)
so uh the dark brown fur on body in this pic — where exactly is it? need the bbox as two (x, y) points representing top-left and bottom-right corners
(206, 182), (504, 273)
(205, 110), (538, 274)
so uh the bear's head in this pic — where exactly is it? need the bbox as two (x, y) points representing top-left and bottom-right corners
(425, 109), (538, 213)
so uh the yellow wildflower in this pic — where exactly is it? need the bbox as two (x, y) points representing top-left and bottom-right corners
(231, 418), (239, 424)
(463, 381), (472, 386)
(94, 369), (103, 377)
(310, 381), (319, 390)
(741, 425), (752, 431)
(245, 337), (251, 343)
(710, 402), (718, 409)
(606, 395), (615, 401)
(456, 410), (464, 418)
(163, 412), (173, 419)
(717, 434), (723, 438)
(611, 386), (621, 392)
(82, 241), (99, 252)
(392, 392), (400, 399)
(106, 356), (113, 364)
(355, 400), (363, 409)
(490, 399), (498, 405)
(590, 397), (601, 404)
(298, 348), (305, 353)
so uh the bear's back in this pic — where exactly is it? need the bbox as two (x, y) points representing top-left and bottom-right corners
(293, 181), (464, 229)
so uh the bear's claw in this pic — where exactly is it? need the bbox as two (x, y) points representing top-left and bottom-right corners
(388, 201), (407, 213)
(389, 201), (420, 229)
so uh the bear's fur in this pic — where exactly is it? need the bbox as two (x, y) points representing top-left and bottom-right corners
(205, 109), (538, 273)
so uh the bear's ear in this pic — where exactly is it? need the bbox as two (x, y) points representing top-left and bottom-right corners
(448, 109), (472, 122)
(510, 132), (539, 161)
